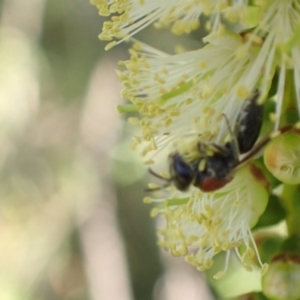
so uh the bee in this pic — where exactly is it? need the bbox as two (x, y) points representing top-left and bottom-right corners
(147, 89), (265, 192)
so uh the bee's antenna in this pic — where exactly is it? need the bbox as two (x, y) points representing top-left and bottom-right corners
(144, 168), (171, 192)
(148, 168), (170, 181)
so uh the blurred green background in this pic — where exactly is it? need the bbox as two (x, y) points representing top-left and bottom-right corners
(0, 0), (212, 299)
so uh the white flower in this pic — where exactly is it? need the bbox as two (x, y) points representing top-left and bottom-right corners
(120, 0), (300, 159)
(240, 0), (300, 129)
(150, 166), (269, 278)
(95, 0), (300, 284)
(120, 29), (268, 158)
(92, 0), (250, 50)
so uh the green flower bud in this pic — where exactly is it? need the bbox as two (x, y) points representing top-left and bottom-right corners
(255, 233), (284, 263)
(281, 236), (300, 255)
(262, 253), (300, 300)
(264, 132), (300, 185)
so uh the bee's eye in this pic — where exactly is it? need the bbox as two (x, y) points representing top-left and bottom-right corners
(169, 154), (197, 191)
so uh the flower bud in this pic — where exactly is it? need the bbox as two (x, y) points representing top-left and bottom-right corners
(262, 253), (300, 300)
(255, 233), (284, 263)
(264, 132), (300, 185)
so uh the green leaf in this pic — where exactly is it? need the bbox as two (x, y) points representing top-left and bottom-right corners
(254, 195), (286, 229)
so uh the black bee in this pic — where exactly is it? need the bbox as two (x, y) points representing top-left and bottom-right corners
(148, 89), (264, 192)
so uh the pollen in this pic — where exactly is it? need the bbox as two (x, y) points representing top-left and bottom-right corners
(150, 208), (159, 217)
(128, 117), (139, 125)
(198, 61), (207, 69)
(261, 263), (269, 276)
(143, 197), (153, 204)
(236, 85), (250, 99)
(243, 33), (263, 46)
(144, 159), (155, 165)
(199, 159), (206, 171)
(131, 136), (142, 150)
(168, 108), (181, 117)
(213, 271), (226, 280)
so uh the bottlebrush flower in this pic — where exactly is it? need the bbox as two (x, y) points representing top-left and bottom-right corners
(92, 0), (300, 290)
(91, 0), (250, 50)
(147, 166), (269, 278)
